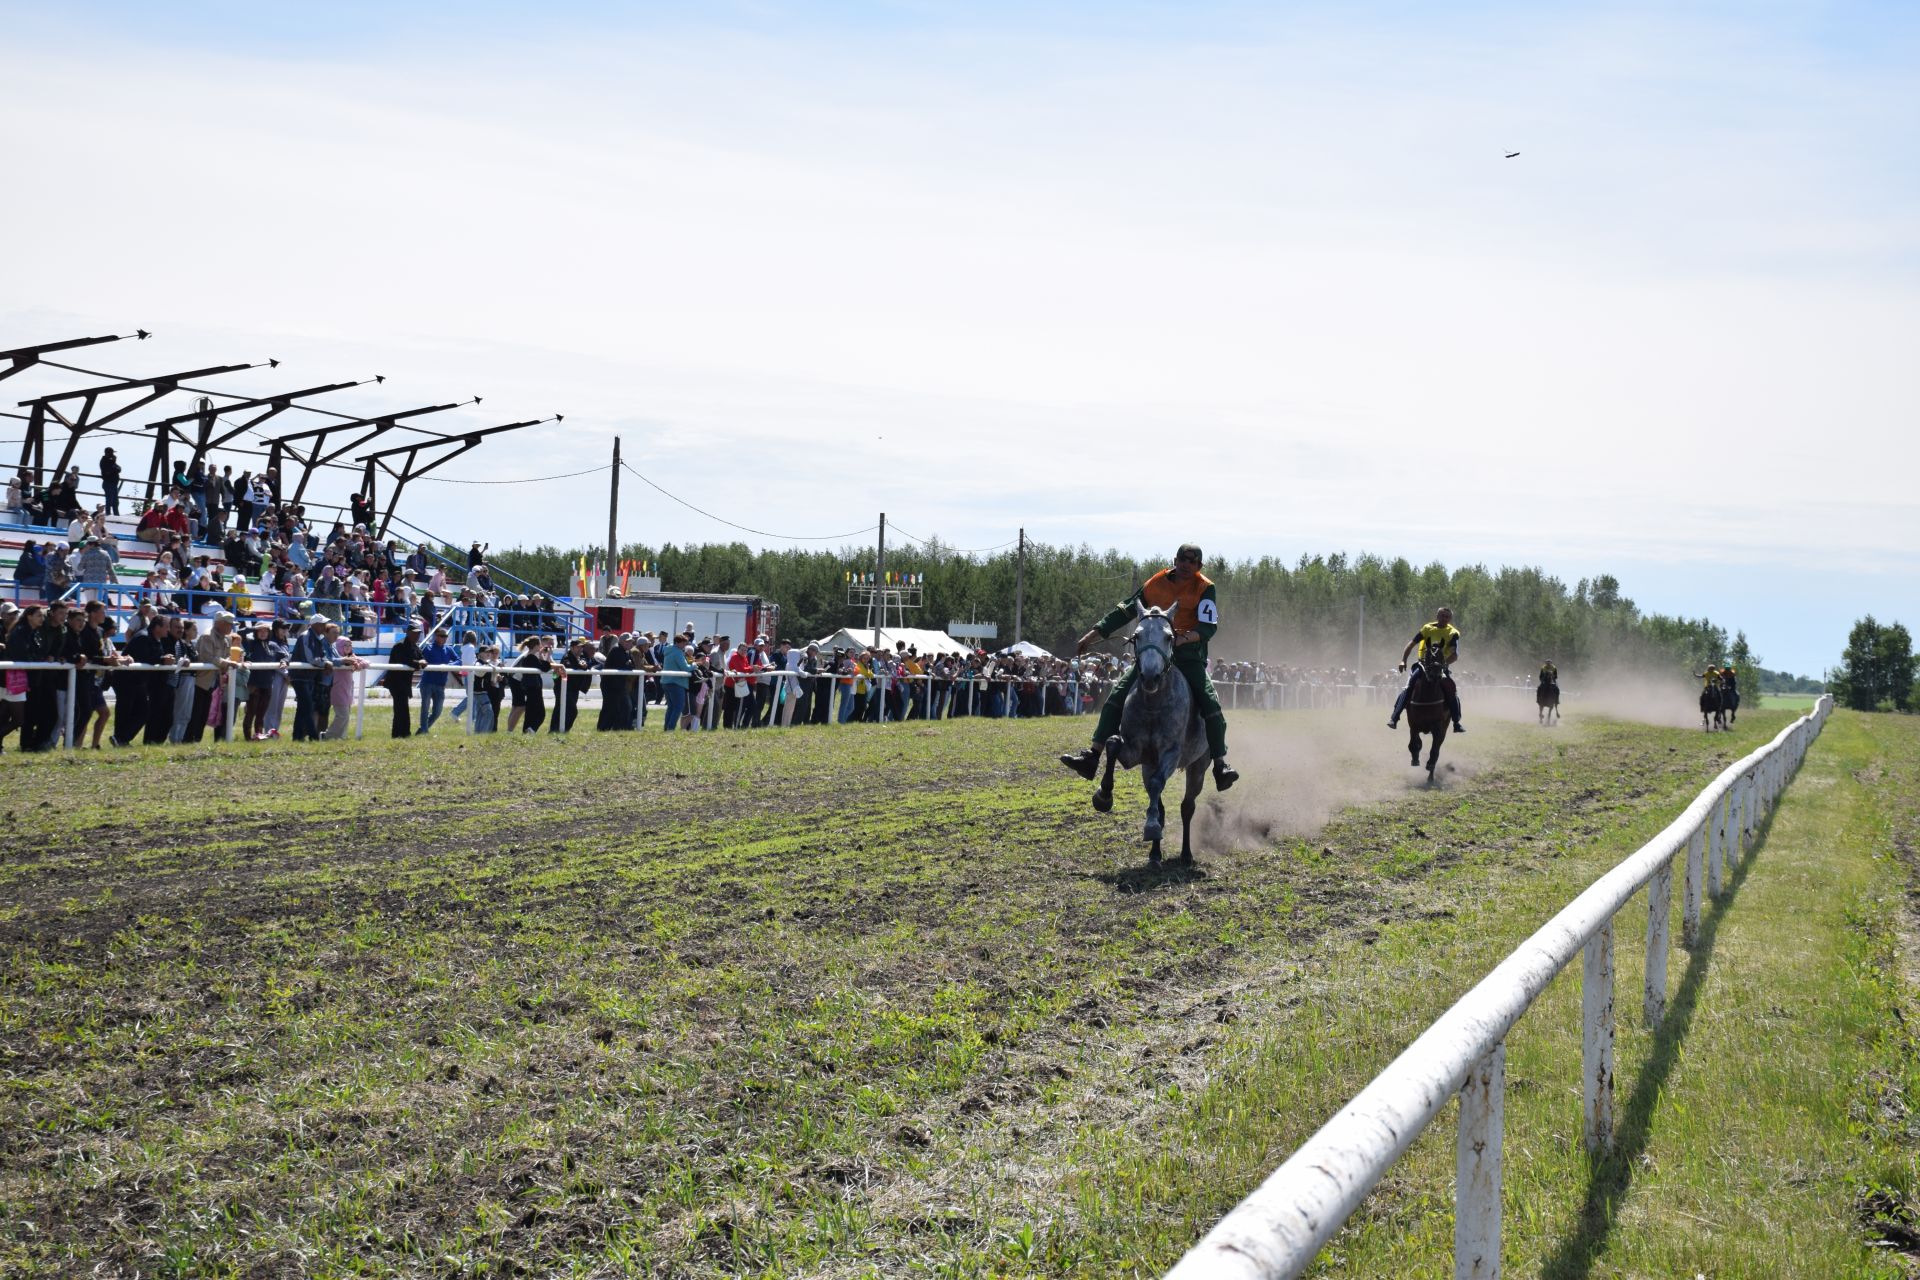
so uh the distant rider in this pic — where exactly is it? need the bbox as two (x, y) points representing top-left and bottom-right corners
(1059, 543), (1238, 791)
(1388, 607), (1465, 733)
(1538, 660), (1558, 688)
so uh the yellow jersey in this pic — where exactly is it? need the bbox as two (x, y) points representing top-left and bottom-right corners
(1415, 622), (1459, 666)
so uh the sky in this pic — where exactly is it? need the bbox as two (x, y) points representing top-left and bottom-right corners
(2, 1), (1915, 676)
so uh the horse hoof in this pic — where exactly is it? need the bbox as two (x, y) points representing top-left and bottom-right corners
(1147, 849), (1162, 865)
(1091, 790), (1112, 813)
(1179, 851), (1194, 866)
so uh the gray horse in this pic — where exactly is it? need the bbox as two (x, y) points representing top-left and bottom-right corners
(1090, 605), (1211, 864)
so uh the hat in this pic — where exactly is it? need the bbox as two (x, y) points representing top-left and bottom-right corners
(215, 610), (236, 623)
(406, 621), (423, 632)
(755, 634), (768, 643)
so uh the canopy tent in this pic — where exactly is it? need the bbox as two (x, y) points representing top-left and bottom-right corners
(812, 625), (975, 657)
(1004, 639), (1053, 659)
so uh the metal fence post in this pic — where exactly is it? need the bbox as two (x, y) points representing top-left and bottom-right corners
(1582, 922), (1615, 1153)
(1454, 1041), (1504, 1279)
(354, 669), (367, 739)
(63, 665), (77, 752)
(1645, 861), (1670, 1027)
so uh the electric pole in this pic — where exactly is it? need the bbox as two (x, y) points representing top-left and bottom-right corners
(873, 512), (886, 647)
(1014, 527), (1025, 645)
(605, 436), (620, 599)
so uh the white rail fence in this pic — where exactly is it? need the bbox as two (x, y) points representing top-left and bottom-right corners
(1165, 694), (1834, 1280)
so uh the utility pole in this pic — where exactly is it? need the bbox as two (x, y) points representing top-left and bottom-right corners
(873, 512), (886, 647)
(605, 436), (620, 599)
(1014, 527), (1025, 644)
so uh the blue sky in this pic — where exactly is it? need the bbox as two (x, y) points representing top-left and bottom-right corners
(2, 1), (1915, 675)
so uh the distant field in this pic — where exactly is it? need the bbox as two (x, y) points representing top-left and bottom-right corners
(1761, 691), (1822, 708)
(2, 704), (1910, 1277)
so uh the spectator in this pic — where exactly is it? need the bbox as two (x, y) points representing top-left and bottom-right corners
(384, 621), (427, 738)
(594, 634), (630, 732)
(287, 618), (332, 742)
(12, 539), (46, 602)
(0, 602), (24, 751)
(322, 622), (364, 740)
(509, 635), (552, 734)
(472, 642), (505, 732)
(72, 537), (118, 603)
(187, 611), (236, 744)
(418, 625), (458, 734)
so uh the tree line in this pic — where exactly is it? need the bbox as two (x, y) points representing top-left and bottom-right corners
(478, 537), (1760, 685)
(1830, 616), (1917, 712)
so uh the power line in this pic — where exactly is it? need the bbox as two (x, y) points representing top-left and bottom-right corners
(418, 463), (612, 485)
(619, 459), (875, 543)
(885, 522), (1020, 556)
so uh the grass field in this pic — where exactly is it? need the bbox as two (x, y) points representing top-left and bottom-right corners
(2, 702), (1914, 1277)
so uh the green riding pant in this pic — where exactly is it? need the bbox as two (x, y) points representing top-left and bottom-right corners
(1090, 659), (1228, 759)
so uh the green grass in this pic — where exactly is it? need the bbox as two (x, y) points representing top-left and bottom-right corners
(1761, 692), (1823, 710)
(0, 704), (1910, 1277)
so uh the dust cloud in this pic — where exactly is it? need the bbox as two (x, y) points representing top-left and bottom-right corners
(1192, 703), (1493, 851)
(1188, 667), (1708, 851)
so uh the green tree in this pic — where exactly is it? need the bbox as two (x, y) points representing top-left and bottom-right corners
(1728, 632), (1763, 706)
(1830, 616), (1916, 711)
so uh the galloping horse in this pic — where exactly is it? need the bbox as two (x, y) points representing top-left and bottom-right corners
(1404, 665), (1452, 781)
(1537, 676), (1561, 726)
(1721, 673), (1740, 725)
(1091, 604), (1210, 864)
(1700, 681), (1726, 732)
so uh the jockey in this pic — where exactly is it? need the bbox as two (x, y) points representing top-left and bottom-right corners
(1539, 660), (1558, 686)
(1059, 543), (1238, 791)
(1387, 607), (1465, 733)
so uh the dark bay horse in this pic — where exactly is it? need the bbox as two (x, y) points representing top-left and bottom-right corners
(1721, 674), (1740, 724)
(1091, 605), (1210, 864)
(1404, 664), (1452, 781)
(1537, 677), (1560, 725)
(1700, 682), (1725, 732)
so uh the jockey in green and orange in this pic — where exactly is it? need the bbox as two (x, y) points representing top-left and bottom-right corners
(1059, 543), (1238, 791)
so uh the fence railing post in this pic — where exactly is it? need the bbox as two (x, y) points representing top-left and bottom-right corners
(1708, 795), (1724, 898)
(1683, 824), (1704, 946)
(1645, 860), (1670, 1027)
(1582, 922), (1615, 1153)
(1454, 1040), (1504, 1279)
(62, 665), (77, 752)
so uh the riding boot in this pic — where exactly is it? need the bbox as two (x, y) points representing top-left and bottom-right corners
(1447, 691), (1465, 732)
(1387, 685), (1410, 728)
(1200, 713), (1237, 790)
(1060, 745), (1102, 780)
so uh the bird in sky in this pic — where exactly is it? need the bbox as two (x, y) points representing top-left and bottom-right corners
(1505, 151), (1521, 159)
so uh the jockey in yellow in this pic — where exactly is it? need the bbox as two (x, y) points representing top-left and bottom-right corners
(1059, 543), (1238, 791)
(1539, 660), (1558, 685)
(1388, 607), (1466, 733)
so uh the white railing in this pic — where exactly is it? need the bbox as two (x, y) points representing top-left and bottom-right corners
(1165, 694), (1835, 1280)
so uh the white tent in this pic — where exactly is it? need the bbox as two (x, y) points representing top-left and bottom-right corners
(811, 625), (975, 657)
(1004, 639), (1052, 658)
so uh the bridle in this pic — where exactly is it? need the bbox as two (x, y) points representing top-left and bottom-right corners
(1131, 612), (1175, 689)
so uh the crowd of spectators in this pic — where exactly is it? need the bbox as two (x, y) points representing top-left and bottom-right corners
(8, 459), (573, 641)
